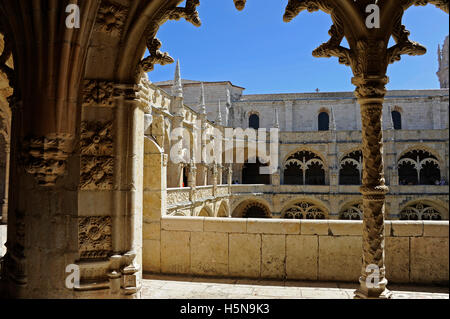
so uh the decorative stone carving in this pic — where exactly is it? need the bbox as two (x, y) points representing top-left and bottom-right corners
(80, 157), (114, 191)
(80, 121), (114, 190)
(168, 0), (201, 27)
(79, 216), (112, 259)
(284, 1), (333, 23)
(339, 202), (363, 220)
(400, 202), (442, 220)
(141, 38), (175, 73)
(94, 0), (128, 36)
(80, 121), (114, 156)
(21, 135), (73, 187)
(283, 201), (327, 219)
(140, 0), (204, 74)
(387, 22), (427, 64)
(83, 80), (115, 107)
(413, 0), (449, 13)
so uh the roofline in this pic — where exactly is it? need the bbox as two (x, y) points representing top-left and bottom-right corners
(154, 80), (246, 90)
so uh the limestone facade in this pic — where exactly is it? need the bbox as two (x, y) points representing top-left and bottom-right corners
(155, 77), (449, 221)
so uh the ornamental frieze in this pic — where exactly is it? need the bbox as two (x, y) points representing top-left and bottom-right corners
(83, 80), (115, 107)
(94, 0), (128, 36)
(79, 216), (112, 260)
(80, 121), (114, 190)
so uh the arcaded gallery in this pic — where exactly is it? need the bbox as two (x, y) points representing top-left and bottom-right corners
(0, 0), (448, 300)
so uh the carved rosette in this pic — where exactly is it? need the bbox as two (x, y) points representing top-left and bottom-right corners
(21, 135), (73, 187)
(83, 80), (115, 107)
(78, 216), (112, 259)
(94, 0), (128, 36)
(80, 121), (114, 190)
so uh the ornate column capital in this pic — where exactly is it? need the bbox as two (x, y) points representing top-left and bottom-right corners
(352, 76), (389, 103)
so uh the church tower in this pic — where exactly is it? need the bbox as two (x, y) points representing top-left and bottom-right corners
(437, 35), (449, 89)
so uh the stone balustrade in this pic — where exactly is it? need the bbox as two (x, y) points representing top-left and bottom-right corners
(143, 217), (449, 285)
(195, 186), (214, 201)
(167, 188), (191, 207)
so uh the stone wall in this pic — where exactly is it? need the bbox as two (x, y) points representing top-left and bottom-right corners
(144, 217), (449, 285)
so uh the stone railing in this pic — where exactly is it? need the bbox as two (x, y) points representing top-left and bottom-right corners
(391, 185), (448, 194)
(195, 186), (214, 201)
(280, 129), (448, 144)
(216, 185), (230, 197)
(167, 188), (191, 207)
(143, 217), (449, 285)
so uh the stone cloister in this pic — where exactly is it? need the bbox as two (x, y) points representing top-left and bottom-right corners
(0, 0), (448, 299)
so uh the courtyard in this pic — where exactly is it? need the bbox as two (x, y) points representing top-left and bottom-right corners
(142, 274), (449, 300)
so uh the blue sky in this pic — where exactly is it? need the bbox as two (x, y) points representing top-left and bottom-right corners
(147, 1), (449, 94)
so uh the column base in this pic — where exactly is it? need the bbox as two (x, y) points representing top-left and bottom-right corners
(354, 277), (393, 299)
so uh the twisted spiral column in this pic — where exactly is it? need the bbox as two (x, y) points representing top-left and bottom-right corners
(354, 76), (392, 299)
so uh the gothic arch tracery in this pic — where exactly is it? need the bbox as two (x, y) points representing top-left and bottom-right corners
(398, 149), (441, 185)
(339, 150), (363, 185)
(282, 201), (328, 220)
(400, 202), (443, 221)
(339, 201), (363, 220)
(284, 150), (326, 185)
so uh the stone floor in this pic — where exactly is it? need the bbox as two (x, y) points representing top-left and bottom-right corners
(142, 274), (449, 299)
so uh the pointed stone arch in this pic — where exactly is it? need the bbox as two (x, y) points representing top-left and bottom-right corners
(216, 200), (229, 217)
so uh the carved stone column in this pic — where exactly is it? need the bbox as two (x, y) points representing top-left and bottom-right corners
(212, 164), (218, 196)
(227, 164), (233, 186)
(353, 75), (391, 299)
(188, 162), (197, 201)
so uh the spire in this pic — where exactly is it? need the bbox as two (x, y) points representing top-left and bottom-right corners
(273, 108), (279, 128)
(200, 82), (207, 115)
(216, 100), (223, 125)
(330, 107), (336, 131)
(172, 60), (183, 98)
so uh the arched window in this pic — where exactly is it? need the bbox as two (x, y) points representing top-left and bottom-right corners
(318, 112), (329, 131)
(242, 158), (270, 185)
(339, 150), (362, 185)
(392, 111), (402, 130)
(398, 150), (441, 185)
(283, 150), (325, 185)
(249, 114), (260, 130)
